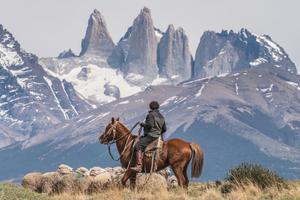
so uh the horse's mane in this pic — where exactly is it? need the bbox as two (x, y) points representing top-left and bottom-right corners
(117, 122), (138, 138)
(117, 121), (131, 134)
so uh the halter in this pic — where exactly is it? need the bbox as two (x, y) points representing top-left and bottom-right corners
(106, 123), (128, 145)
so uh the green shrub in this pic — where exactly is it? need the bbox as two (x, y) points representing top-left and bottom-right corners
(0, 183), (49, 200)
(224, 163), (287, 190)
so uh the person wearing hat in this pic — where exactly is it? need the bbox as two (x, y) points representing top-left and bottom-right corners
(131, 101), (167, 172)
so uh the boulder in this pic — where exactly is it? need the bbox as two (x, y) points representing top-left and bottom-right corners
(21, 172), (43, 192)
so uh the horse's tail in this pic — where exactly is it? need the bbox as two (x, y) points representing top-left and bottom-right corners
(189, 143), (204, 178)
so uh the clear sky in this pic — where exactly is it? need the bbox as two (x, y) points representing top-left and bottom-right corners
(0, 0), (299, 71)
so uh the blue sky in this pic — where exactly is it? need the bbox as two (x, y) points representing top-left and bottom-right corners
(0, 0), (299, 71)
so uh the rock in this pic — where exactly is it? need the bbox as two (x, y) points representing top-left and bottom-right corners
(40, 172), (62, 195)
(57, 164), (73, 175)
(75, 167), (89, 177)
(54, 172), (90, 194)
(76, 67), (91, 81)
(167, 175), (178, 188)
(136, 173), (168, 191)
(157, 167), (171, 179)
(22, 172), (43, 192)
(104, 83), (121, 99)
(80, 9), (115, 57)
(58, 49), (76, 59)
(108, 7), (158, 84)
(157, 25), (192, 83)
(23, 165), (173, 194)
(86, 171), (112, 193)
(89, 167), (106, 176)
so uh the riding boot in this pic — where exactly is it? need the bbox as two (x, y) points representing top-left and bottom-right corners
(131, 150), (143, 172)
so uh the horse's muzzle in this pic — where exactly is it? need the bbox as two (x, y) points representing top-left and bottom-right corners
(99, 135), (108, 144)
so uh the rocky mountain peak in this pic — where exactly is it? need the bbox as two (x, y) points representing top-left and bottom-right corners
(80, 9), (115, 57)
(107, 7), (158, 84)
(238, 28), (252, 38)
(166, 24), (175, 33)
(194, 28), (297, 78)
(140, 6), (151, 15)
(0, 24), (20, 52)
(58, 49), (76, 59)
(157, 24), (192, 83)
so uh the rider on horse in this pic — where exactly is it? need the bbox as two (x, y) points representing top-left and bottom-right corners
(131, 101), (167, 172)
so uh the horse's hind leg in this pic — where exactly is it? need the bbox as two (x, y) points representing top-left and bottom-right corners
(183, 162), (189, 188)
(172, 163), (187, 188)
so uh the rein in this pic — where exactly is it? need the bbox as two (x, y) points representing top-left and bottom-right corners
(107, 122), (140, 161)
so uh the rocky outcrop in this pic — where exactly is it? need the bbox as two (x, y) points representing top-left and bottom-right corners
(104, 83), (120, 99)
(22, 165), (172, 194)
(58, 49), (76, 59)
(108, 7), (158, 84)
(194, 28), (297, 78)
(80, 9), (115, 57)
(157, 25), (192, 83)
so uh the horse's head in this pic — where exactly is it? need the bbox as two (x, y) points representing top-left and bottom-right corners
(99, 117), (120, 144)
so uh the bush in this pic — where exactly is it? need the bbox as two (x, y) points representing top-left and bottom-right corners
(224, 163), (287, 190)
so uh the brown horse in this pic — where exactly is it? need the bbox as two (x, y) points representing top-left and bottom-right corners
(99, 117), (204, 188)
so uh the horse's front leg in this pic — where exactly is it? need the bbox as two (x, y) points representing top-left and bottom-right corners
(121, 169), (132, 187)
(129, 172), (137, 190)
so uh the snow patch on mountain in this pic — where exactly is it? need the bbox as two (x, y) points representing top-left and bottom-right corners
(195, 84), (206, 97)
(51, 65), (142, 104)
(44, 76), (69, 120)
(250, 58), (268, 66)
(256, 35), (285, 62)
(0, 44), (24, 68)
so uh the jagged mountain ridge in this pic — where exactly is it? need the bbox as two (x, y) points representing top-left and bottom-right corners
(80, 9), (115, 57)
(0, 24), (92, 148)
(40, 8), (297, 105)
(193, 28), (297, 78)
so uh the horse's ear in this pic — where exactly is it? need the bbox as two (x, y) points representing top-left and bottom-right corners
(116, 117), (120, 122)
(111, 117), (115, 124)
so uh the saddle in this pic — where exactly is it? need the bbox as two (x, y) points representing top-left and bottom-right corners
(145, 137), (163, 152)
(132, 137), (163, 157)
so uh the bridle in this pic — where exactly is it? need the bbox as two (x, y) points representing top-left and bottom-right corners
(103, 121), (141, 161)
(105, 122), (129, 145)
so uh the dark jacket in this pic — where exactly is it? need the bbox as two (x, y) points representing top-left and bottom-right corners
(143, 109), (167, 138)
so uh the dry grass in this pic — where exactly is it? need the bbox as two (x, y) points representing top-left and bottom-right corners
(1, 181), (300, 200)
(49, 181), (300, 200)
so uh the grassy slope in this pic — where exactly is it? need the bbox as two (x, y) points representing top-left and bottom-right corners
(1, 182), (300, 200)
(0, 184), (49, 200)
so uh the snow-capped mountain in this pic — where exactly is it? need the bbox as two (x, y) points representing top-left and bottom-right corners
(40, 8), (194, 104)
(0, 24), (91, 147)
(39, 9), (144, 104)
(40, 8), (298, 106)
(193, 28), (297, 78)
(1, 63), (299, 181)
